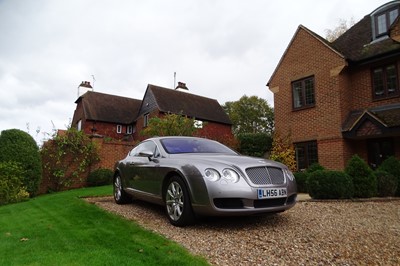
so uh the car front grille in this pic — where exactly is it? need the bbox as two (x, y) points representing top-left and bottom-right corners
(245, 167), (285, 185)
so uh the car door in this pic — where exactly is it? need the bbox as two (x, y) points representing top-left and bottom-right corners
(124, 141), (161, 195)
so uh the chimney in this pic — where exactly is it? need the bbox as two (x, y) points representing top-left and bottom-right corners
(175, 81), (189, 92)
(77, 81), (93, 97)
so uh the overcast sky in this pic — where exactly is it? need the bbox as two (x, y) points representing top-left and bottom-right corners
(0, 0), (389, 143)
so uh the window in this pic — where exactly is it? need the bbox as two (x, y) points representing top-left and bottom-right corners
(194, 120), (203, 129)
(372, 64), (399, 99)
(374, 6), (399, 37)
(77, 120), (82, 131)
(292, 76), (315, 109)
(117, 125), (122, 134)
(127, 125), (133, 134)
(295, 141), (318, 171)
(143, 113), (149, 127)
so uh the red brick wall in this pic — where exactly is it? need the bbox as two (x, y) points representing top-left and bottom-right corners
(269, 27), (349, 170)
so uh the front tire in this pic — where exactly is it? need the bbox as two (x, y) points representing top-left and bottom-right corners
(164, 176), (195, 227)
(113, 174), (130, 204)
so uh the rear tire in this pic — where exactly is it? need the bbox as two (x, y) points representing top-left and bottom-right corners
(113, 174), (130, 204)
(164, 176), (195, 227)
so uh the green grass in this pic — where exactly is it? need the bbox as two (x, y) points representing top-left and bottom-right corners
(0, 186), (209, 266)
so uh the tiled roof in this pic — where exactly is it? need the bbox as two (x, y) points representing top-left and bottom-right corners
(76, 91), (142, 124)
(342, 103), (400, 131)
(148, 84), (232, 125)
(332, 12), (400, 62)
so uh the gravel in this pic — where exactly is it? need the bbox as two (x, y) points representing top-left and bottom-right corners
(86, 196), (400, 265)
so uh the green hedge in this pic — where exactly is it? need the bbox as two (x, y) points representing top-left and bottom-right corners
(375, 170), (398, 197)
(87, 168), (113, 187)
(0, 162), (29, 205)
(294, 171), (308, 193)
(345, 155), (377, 198)
(0, 129), (42, 197)
(308, 170), (353, 199)
(377, 156), (400, 196)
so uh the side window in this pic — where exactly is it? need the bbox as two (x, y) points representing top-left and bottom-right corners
(143, 113), (149, 127)
(292, 76), (315, 110)
(117, 125), (122, 134)
(129, 141), (158, 157)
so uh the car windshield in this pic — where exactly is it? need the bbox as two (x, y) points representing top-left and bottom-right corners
(160, 138), (237, 155)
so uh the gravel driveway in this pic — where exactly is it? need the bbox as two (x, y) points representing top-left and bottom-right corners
(86, 196), (400, 265)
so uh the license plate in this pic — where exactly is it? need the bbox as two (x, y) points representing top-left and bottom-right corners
(257, 188), (287, 199)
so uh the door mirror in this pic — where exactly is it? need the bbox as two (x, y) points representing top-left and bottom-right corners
(138, 150), (154, 159)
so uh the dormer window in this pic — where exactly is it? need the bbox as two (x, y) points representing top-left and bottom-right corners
(372, 2), (400, 40)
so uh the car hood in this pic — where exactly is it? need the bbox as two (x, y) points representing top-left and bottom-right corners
(169, 153), (287, 170)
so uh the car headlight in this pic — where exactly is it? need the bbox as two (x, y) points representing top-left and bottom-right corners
(204, 168), (220, 182)
(284, 169), (295, 181)
(222, 168), (240, 183)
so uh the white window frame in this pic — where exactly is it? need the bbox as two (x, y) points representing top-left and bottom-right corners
(117, 125), (122, 134)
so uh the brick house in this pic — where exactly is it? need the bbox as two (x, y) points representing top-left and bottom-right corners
(267, 1), (400, 171)
(135, 83), (233, 143)
(71, 90), (142, 141)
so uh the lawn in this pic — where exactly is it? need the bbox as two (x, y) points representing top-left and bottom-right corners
(0, 186), (209, 266)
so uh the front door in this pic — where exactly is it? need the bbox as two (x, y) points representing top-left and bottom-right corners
(367, 138), (394, 169)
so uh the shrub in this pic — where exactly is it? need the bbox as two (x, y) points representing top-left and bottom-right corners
(306, 163), (325, 173)
(377, 156), (400, 196)
(308, 170), (353, 199)
(345, 155), (377, 198)
(87, 168), (113, 187)
(0, 129), (42, 197)
(0, 162), (30, 205)
(375, 170), (398, 197)
(270, 132), (296, 172)
(237, 133), (272, 157)
(294, 171), (308, 193)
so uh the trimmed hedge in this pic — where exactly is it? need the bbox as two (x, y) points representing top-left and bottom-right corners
(0, 162), (29, 205)
(0, 129), (42, 196)
(377, 156), (400, 196)
(375, 170), (398, 197)
(294, 171), (308, 193)
(345, 155), (377, 198)
(87, 168), (113, 187)
(308, 170), (353, 199)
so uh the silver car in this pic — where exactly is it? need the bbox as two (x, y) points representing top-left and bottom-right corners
(113, 136), (297, 226)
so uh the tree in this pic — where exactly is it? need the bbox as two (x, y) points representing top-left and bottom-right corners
(141, 112), (200, 137)
(325, 18), (355, 42)
(269, 132), (296, 172)
(0, 129), (42, 196)
(223, 95), (274, 135)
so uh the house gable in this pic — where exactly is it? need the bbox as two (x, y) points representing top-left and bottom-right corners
(138, 84), (232, 125)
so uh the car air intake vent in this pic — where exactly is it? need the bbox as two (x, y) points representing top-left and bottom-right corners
(245, 167), (285, 185)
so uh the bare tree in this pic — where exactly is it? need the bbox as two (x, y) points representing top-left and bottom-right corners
(325, 18), (356, 42)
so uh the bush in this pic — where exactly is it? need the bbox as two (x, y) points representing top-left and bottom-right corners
(87, 168), (113, 187)
(306, 163), (325, 173)
(0, 162), (30, 205)
(375, 170), (398, 197)
(0, 129), (42, 197)
(294, 171), (308, 193)
(345, 155), (377, 198)
(308, 170), (353, 199)
(377, 156), (400, 196)
(237, 133), (272, 157)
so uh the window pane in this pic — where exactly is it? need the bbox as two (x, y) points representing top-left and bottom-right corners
(389, 9), (398, 24)
(377, 14), (387, 35)
(386, 65), (398, 94)
(373, 68), (384, 96)
(305, 78), (315, 105)
(295, 146), (306, 170)
(292, 81), (303, 108)
(307, 142), (318, 165)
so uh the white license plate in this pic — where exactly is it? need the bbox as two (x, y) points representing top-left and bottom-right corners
(257, 188), (287, 199)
